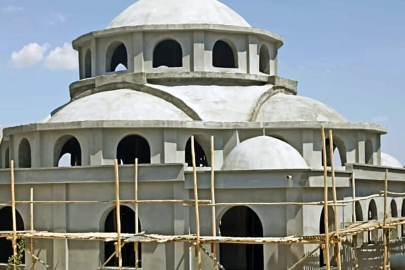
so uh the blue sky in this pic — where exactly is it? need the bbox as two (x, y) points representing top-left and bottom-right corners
(0, 0), (404, 163)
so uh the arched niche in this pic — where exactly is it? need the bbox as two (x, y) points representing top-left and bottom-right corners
(365, 139), (373, 165)
(322, 137), (346, 167)
(117, 135), (151, 165)
(0, 207), (24, 263)
(84, 49), (92, 78)
(5, 148), (9, 169)
(219, 206), (263, 270)
(153, 40), (183, 68)
(106, 42), (128, 72)
(259, 45), (270, 74)
(104, 206), (141, 267)
(54, 136), (82, 167)
(213, 40), (237, 68)
(18, 138), (31, 168)
(368, 200), (378, 244)
(185, 137), (209, 167)
(320, 206), (335, 268)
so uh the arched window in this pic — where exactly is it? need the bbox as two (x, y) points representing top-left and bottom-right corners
(104, 206), (141, 267)
(219, 206), (263, 270)
(18, 138), (31, 168)
(320, 206), (335, 267)
(0, 207), (24, 264)
(402, 199), (405, 237)
(84, 49), (92, 78)
(390, 200), (398, 240)
(365, 139), (373, 165)
(5, 148), (9, 169)
(259, 45), (270, 74)
(213, 40), (237, 68)
(322, 137), (346, 167)
(106, 42), (128, 72)
(54, 136), (82, 167)
(117, 135), (151, 165)
(153, 40), (182, 68)
(368, 200), (378, 244)
(185, 138), (208, 167)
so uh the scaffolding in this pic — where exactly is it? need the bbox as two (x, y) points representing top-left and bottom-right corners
(1, 127), (405, 270)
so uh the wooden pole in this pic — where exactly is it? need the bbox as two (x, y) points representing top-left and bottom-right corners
(114, 159), (122, 270)
(191, 136), (202, 270)
(134, 158), (139, 270)
(321, 127), (331, 270)
(383, 168), (389, 270)
(210, 136), (218, 270)
(328, 130), (342, 270)
(30, 187), (35, 270)
(352, 173), (359, 270)
(10, 160), (17, 270)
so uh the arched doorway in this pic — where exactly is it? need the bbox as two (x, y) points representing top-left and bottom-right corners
(219, 206), (263, 270)
(0, 207), (24, 263)
(390, 200), (398, 240)
(106, 42), (128, 72)
(153, 40), (182, 68)
(104, 206), (141, 267)
(54, 136), (82, 167)
(185, 138), (208, 167)
(368, 200), (378, 244)
(259, 45), (270, 74)
(213, 40), (237, 68)
(320, 206), (335, 267)
(402, 199), (405, 237)
(355, 202), (364, 244)
(322, 137), (346, 167)
(18, 138), (31, 168)
(117, 135), (151, 165)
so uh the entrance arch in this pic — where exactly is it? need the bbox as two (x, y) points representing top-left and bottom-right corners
(219, 206), (263, 269)
(368, 200), (378, 244)
(117, 135), (151, 165)
(54, 136), (82, 167)
(0, 207), (24, 263)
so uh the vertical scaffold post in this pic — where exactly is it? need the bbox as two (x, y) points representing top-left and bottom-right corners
(114, 159), (123, 270)
(30, 187), (35, 270)
(210, 136), (218, 270)
(191, 136), (202, 270)
(328, 130), (342, 270)
(352, 173), (359, 270)
(10, 160), (17, 270)
(383, 168), (389, 270)
(321, 127), (331, 270)
(135, 158), (140, 270)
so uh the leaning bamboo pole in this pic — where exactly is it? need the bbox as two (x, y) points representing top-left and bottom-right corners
(134, 158), (140, 270)
(210, 136), (218, 270)
(383, 168), (389, 270)
(10, 160), (17, 270)
(30, 187), (35, 270)
(114, 160), (123, 270)
(191, 136), (202, 270)
(328, 130), (342, 270)
(321, 127), (331, 270)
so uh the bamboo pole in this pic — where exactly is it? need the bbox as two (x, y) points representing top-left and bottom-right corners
(114, 160), (123, 270)
(210, 136), (218, 270)
(352, 173), (359, 270)
(383, 168), (389, 270)
(287, 246), (320, 270)
(134, 158), (139, 270)
(191, 136), (202, 270)
(328, 130), (342, 270)
(10, 160), (17, 270)
(321, 127), (331, 270)
(30, 187), (35, 270)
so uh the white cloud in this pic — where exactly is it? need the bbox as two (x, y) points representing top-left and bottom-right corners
(11, 43), (48, 68)
(48, 12), (66, 25)
(2, 5), (24, 12)
(44, 43), (78, 70)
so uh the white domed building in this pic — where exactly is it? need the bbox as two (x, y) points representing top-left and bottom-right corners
(0, 0), (404, 269)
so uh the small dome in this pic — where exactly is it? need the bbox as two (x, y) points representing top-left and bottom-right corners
(255, 93), (346, 122)
(107, 0), (250, 29)
(381, 153), (403, 168)
(46, 90), (192, 123)
(222, 136), (308, 170)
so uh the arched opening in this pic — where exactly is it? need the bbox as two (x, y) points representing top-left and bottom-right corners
(18, 138), (31, 168)
(355, 201), (364, 244)
(259, 45), (270, 74)
(106, 42), (128, 72)
(320, 206), (335, 267)
(390, 200), (398, 240)
(153, 40), (182, 68)
(104, 206), (141, 267)
(54, 136), (82, 167)
(117, 135), (151, 165)
(185, 138), (208, 167)
(322, 138), (346, 167)
(5, 148), (9, 169)
(402, 199), (405, 237)
(219, 206), (263, 269)
(213, 40), (237, 68)
(365, 139), (373, 165)
(368, 200), (378, 244)
(0, 207), (24, 264)
(84, 49), (92, 78)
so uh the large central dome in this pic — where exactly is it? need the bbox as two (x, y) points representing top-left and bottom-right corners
(107, 0), (251, 29)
